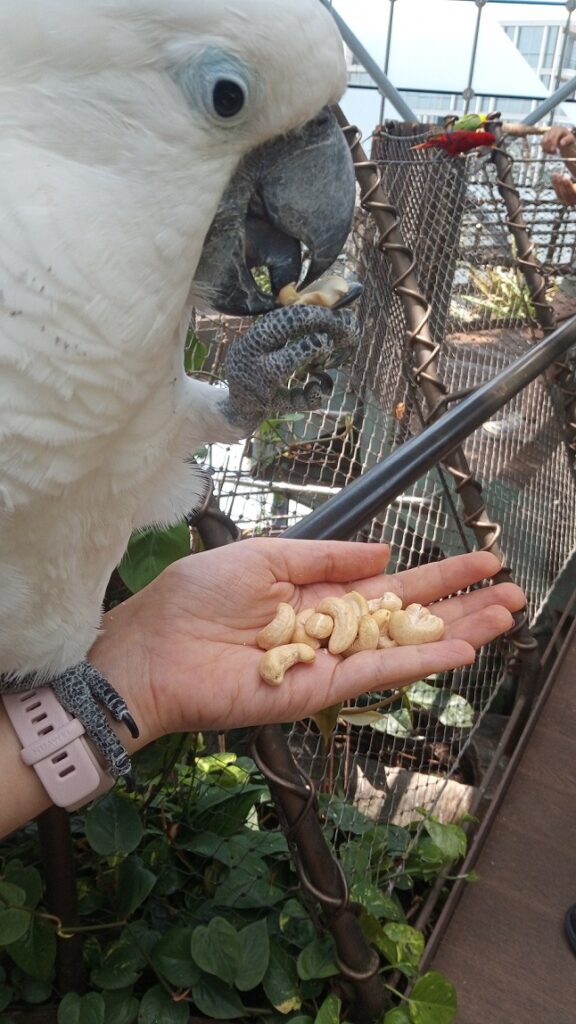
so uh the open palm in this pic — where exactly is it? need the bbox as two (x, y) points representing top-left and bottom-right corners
(94, 539), (525, 742)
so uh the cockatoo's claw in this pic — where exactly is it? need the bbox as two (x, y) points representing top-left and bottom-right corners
(222, 304), (360, 434)
(49, 661), (136, 778)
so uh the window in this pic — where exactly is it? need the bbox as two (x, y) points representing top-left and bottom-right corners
(544, 25), (559, 65)
(517, 25), (544, 68)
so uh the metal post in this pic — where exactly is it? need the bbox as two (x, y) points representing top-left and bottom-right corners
(320, 0), (418, 122)
(463, 1), (486, 115)
(521, 74), (576, 125)
(378, 0), (397, 125)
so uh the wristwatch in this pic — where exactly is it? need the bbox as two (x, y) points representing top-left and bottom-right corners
(1, 688), (114, 811)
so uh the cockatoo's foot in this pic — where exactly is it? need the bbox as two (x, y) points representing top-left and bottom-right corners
(222, 304), (360, 434)
(36, 659), (136, 778)
(0, 662), (137, 778)
(46, 661), (138, 777)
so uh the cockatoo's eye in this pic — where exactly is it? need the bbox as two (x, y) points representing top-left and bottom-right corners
(174, 48), (253, 127)
(212, 78), (246, 119)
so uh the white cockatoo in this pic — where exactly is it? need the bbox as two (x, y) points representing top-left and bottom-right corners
(0, 0), (359, 776)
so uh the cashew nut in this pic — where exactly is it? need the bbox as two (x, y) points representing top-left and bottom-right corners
(388, 603), (445, 645)
(377, 635), (398, 650)
(342, 614), (380, 657)
(315, 596), (359, 655)
(367, 592), (403, 613)
(291, 608), (321, 649)
(305, 611), (335, 640)
(256, 602), (296, 651)
(371, 608), (391, 635)
(259, 643), (316, 686)
(342, 590), (370, 617)
(278, 274), (350, 309)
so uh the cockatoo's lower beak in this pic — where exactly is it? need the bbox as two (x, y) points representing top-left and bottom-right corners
(193, 107), (355, 316)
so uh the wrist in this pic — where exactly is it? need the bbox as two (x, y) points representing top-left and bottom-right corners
(88, 597), (165, 755)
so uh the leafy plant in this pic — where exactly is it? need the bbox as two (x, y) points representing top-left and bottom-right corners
(0, 750), (465, 1023)
(339, 677), (474, 739)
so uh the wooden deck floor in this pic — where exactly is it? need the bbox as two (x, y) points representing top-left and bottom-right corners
(429, 630), (576, 1023)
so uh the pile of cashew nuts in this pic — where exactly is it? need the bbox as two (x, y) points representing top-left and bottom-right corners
(256, 590), (445, 686)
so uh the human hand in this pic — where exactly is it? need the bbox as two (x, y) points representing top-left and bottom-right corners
(551, 172), (576, 206)
(542, 126), (576, 202)
(541, 125), (576, 157)
(90, 540), (525, 747)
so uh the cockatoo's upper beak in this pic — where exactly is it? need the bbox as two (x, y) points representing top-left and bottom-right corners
(193, 107), (355, 316)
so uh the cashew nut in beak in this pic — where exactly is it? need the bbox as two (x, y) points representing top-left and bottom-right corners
(291, 608), (321, 649)
(388, 603), (445, 645)
(342, 614), (380, 657)
(315, 596), (359, 655)
(259, 643), (316, 686)
(256, 602), (296, 650)
(278, 274), (350, 309)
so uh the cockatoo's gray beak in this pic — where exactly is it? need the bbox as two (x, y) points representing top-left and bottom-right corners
(194, 107), (355, 316)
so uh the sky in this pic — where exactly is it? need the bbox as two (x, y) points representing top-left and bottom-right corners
(331, 0), (573, 135)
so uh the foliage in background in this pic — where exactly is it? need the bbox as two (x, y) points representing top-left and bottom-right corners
(0, 746), (464, 1023)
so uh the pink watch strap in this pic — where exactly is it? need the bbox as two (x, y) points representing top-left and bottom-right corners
(1, 687), (114, 811)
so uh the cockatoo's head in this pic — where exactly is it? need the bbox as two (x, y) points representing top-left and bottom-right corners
(168, 0), (355, 316)
(1, 0), (354, 318)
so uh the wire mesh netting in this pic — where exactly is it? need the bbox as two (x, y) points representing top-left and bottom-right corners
(186, 129), (576, 922)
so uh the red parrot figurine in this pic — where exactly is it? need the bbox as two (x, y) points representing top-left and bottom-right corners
(412, 129), (497, 156)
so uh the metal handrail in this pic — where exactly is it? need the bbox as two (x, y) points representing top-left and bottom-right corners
(283, 314), (576, 542)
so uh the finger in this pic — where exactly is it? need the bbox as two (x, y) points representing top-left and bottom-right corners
(353, 551), (502, 605)
(428, 581), (525, 625)
(442, 602), (514, 646)
(251, 538), (391, 586)
(323, 605), (512, 707)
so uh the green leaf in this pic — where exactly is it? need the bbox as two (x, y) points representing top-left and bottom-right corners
(0, 883), (26, 908)
(405, 683), (473, 729)
(212, 859), (286, 909)
(57, 992), (106, 1024)
(190, 917), (241, 985)
(0, 982), (14, 1013)
(405, 681), (442, 709)
(408, 971), (457, 1024)
(313, 994), (341, 1024)
(424, 820), (467, 863)
(437, 694), (474, 729)
(102, 990), (139, 1024)
(138, 985), (188, 1024)
(118, 523), (190, 594)
(184, 335), (210, 374)
(371, 708), (413, 738)
(263, 941), (302, 1014)
(338, 710), (388, 727)
(235, 920), (269, 991)
(312, 704), (342, 745)
(3, 865), (43, 910)
(7, 916), (56, 981)
(86, 793), (143, 857)
(0, 909), (30, 946)
(152, 927), (200, 988)
(191, 976), (246, 1019)
(116, 858), (157, 919)
(378, 924), (424, 970)
(296, 938), (338, 981)
(91, 939), (145, 991)
(18, 975), (54, 1004)
(351, 882), (405, 921)
(383, 1008), (411, 1024)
